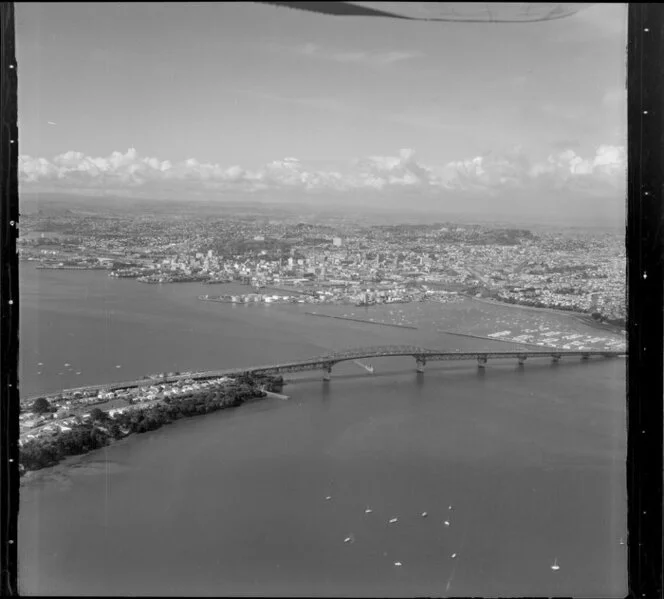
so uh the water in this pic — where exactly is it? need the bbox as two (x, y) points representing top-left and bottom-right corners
(18, 267), (627, 596)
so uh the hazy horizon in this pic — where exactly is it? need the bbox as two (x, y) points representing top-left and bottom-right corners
(16, 2), (627, 225)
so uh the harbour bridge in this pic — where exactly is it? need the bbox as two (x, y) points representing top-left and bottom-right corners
(234, 345), (624, 381)
(34, 345), (625, 400)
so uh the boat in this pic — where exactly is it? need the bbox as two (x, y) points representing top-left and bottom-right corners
(353, 360), (374, 374)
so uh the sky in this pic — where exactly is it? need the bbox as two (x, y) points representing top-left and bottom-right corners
(15, 2), (628, 223)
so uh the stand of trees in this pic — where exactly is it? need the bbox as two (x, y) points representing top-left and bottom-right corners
(31, 397), (52, 414)
(19, 377), (280, 474)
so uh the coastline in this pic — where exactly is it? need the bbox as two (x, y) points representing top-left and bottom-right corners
(468, 296), (625, 335)
(19, 376), (282, 479)
(19, 438), (134, 488)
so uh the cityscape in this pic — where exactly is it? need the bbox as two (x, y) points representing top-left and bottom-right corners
(19, 210), (626, 321)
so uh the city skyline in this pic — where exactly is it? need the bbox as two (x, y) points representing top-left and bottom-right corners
(15, 2), (627, 222)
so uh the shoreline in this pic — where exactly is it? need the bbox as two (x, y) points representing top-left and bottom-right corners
(19, 376), (283, 479)
(469, 296), (625, 335)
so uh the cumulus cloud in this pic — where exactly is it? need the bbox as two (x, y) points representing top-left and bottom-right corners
(19, 145), (626, 198)
(438, 145), (626, 195)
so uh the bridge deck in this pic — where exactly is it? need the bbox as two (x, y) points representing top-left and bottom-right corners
(24, 347), (624, 402)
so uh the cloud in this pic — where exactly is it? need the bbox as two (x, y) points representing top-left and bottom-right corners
(350, 148), (437, 189)
(448, 145), (625, 193)
(292, 42), (423, 67)
(19, 145), (626, 199)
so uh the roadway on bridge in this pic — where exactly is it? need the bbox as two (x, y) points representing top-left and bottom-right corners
(24, 346), (624, 402)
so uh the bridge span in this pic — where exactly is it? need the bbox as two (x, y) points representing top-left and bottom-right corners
(34, 345), (624, 400)
(234, 345), (624, 381)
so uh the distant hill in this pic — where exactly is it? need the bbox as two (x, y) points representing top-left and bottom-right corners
(18, 189), (625, 230)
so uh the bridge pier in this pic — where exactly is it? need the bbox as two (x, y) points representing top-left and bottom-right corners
(552, 354), (562, 363)
(415, 357), (426, 374)
(517, 355), (527, 366)
(477, 356), (488, 368)
(322, 363), (333, 382)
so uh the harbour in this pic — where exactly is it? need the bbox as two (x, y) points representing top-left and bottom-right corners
(18, 268), (626, 597)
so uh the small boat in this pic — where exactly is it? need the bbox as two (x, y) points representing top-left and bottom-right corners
(551, 558), (560, 571)
(444, 520), (450, 527)
(388, 517), (399, 524)
(421, 512), (428, 518)
(394, 561), (402, 567)
(364, 507), (373, 514)
(353, 360), (374, 374)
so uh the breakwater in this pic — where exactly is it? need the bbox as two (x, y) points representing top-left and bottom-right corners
(264, 391), (290, 400)
(262, 285), (315, 296)
(305, 312), (418, 330)
(439, 330), (546, 348)
(198, 295), (233, 303)
(36, 265), (108, 271)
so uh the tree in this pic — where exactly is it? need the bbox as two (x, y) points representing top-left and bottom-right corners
(32, 397), (51, 414)
(89, 407), (108, 422)
(108, 422), (123, 440)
